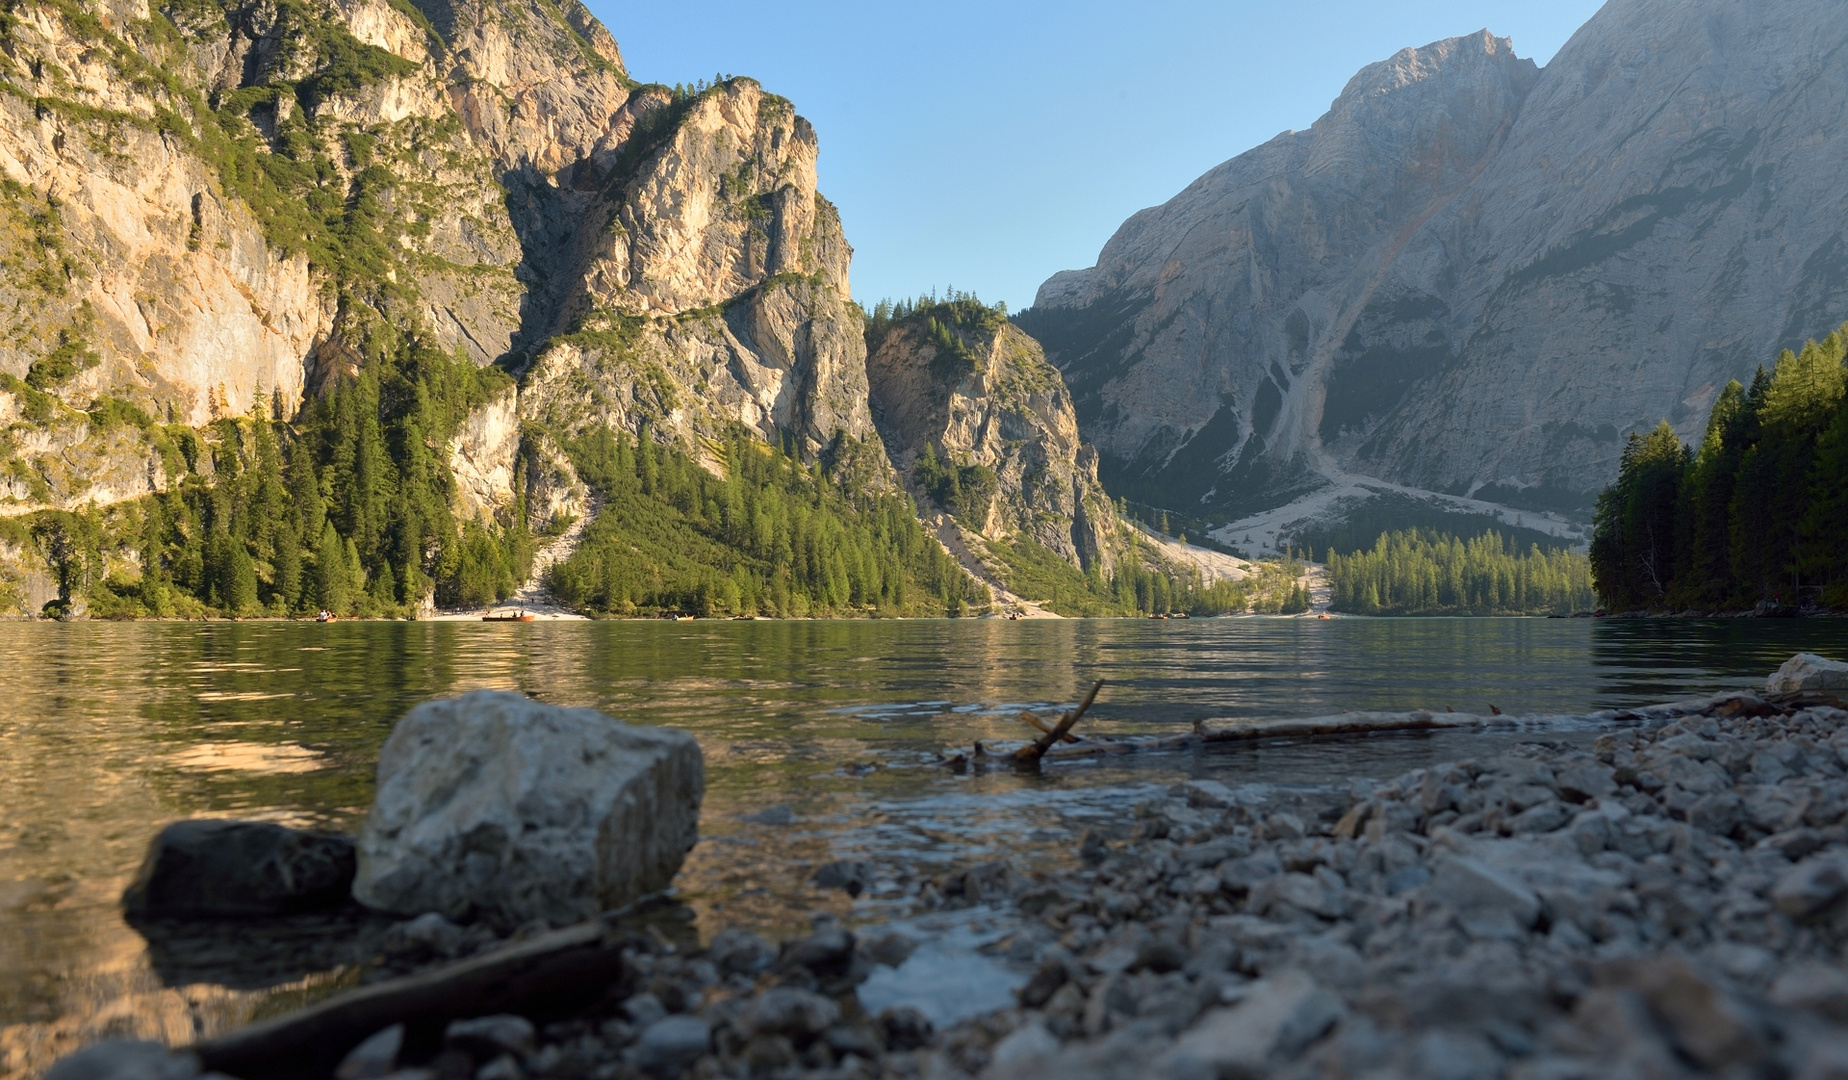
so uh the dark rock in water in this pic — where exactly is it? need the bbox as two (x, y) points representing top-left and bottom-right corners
(811, 859), (872, 896)
(858, 930), (917, 968)
(741, 805), (796, 825)
(122, 820), (356, 917)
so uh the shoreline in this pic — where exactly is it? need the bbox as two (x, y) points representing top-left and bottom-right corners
(49, 663), (1848, 1080)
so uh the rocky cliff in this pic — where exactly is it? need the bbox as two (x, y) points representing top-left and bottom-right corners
(0, 0), (885, 526)
(865, 301), (1120, 575)
(516, 79), (882, 472)
(1022, 0), (1848, 528)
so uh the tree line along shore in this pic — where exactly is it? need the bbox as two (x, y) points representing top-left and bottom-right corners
(1592, 324), (1848, 615)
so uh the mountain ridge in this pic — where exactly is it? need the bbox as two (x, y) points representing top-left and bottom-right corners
(1020, 0), (1848, 543)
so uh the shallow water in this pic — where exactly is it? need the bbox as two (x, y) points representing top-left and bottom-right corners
(3, 617), (1846, 1076)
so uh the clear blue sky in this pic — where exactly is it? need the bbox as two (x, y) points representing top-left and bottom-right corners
(584, 1), (1608, 312)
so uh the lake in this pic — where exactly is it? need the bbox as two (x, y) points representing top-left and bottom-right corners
(3, 616), (1846, 1078)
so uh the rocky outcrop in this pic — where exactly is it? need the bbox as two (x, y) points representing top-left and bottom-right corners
(866, 306), (1119, 572)
(1026, 0), (1848, 520)
(353, 691), (704, 927)
(517, 79), (881, 466)
(448, 386), (520, 524)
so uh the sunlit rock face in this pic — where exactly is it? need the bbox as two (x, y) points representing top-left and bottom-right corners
(866, 315), (1120, 573)
(1025, 1), (1848, 519)
(0, 0), (892, 526)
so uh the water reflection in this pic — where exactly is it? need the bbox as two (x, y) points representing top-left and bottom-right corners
(2, 617), (1845, 1078)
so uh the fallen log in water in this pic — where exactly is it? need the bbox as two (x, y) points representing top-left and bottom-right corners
(193, 915), (638, 1080)
(941, 697), (1728, 768)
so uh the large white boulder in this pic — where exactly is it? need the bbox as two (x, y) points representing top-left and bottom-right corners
(353, 691), (704, 926)
(1768, 653), (1848, 695)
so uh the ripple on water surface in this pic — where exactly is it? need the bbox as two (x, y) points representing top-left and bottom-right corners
(2, 617), (1845, 1078)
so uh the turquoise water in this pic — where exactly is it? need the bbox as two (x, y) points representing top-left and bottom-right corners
(2, 617), (1845, 1076)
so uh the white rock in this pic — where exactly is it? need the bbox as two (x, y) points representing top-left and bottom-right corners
(353, 691), (704, 926)
(1769, 654), (1848, 695)
(1159, 970), (1343, 1074)
(1430, 855), (1541, 930)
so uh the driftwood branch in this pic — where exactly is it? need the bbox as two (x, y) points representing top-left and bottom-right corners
(1018, 711), (1081, 744)
(1014, 680), (1104, 763)
(191, 900), (662, 1080)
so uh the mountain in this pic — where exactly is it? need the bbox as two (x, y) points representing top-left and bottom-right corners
(0, 0), (1162, 618)
(1018, 0), (1848, 541)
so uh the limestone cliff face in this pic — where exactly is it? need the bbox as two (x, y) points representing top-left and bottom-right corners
(0, 0), (887, 534)
(518, 79), (882, 468)
(1026, 1), (1848, 519)
(866, 310), (1119, 572)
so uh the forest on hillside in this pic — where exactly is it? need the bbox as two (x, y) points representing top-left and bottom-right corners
(1590, 325), (1848, 612)
(2, 345), (534, 619)
(541, 428), (988, 618)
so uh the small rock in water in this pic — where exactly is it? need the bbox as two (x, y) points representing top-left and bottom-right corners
(122, 820), (355, 917)
(1773, 962), (1848, 1021)
(741, 805), (795, 825)
(811, 859), (873, 897)
(858, 930), (917, 968)
(352, 691), (704, 927)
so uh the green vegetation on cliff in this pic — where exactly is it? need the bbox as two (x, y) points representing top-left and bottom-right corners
(544, 429), (986, 618)
(863, 291), (1003, 373)
(1327, 529), (1596, 616)
(23, 346), (527, 619)
(1590, 325), (1848, 611)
